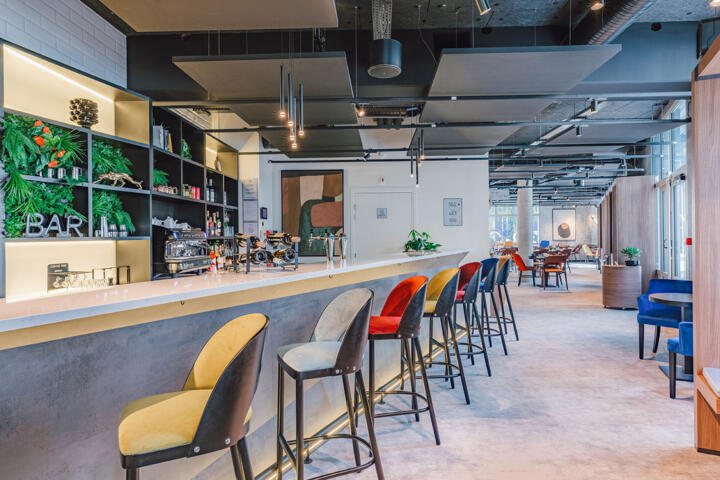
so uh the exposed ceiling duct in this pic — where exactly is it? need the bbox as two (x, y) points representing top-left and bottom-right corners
(368, 0), (402, 79)
(573, 0), (657, 45)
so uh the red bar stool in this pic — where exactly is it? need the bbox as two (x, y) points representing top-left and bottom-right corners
(367, 276), (441, 445)
(421, 268), (469, 404)
(118, 314), (269, 480)
(453, 262), (491, 375)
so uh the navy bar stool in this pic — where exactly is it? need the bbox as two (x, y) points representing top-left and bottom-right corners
(454, 263), (491, 376)
(276, 288), (383, 480)
(479, 258), (508, 355)
(118, 314), (269, 480)
(495, 257), (519, 341)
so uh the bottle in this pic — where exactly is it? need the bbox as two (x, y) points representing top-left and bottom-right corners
(267, 232), (294, 246)
(273, 248), (296, 263)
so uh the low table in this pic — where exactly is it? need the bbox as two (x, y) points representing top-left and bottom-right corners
(650, 292), (694, 382)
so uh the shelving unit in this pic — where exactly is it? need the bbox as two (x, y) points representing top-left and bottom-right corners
(0, 40), (242, 293)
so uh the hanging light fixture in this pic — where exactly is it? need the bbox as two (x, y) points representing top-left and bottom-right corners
(575, 125), (583, 137)
(298, 84), (305, 137)
(290, 96), (297, 143)
(712, 0), (720, 7)
(419, 129), (425, 162)
(279, 65), (286, 119)
(591, 0), (604, 11)
(410, 148), (415, 178)
(287, 72), (294, 127)
(474, 0), (491, 15)
(589, 99), (598, 114)
(356, 105), (366, 117)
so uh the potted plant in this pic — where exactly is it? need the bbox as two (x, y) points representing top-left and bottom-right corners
(404, 229), (441, 256)
(621, 247), (641, 266)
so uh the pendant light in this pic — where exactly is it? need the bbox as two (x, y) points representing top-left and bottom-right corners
(410, 147), (415, 178)
(591, 0), (604, 10)
(287, 72), (294, 127)
(298, 84), (305, 137)
(474, 0), (491, 15)
(279, 65), (286, 119)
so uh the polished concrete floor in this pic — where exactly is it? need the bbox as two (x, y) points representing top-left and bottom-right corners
(295, 263), (720, 479)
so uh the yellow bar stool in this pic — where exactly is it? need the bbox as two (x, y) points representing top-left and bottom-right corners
(118, 313), (269, 480)
(420, 267), (469, 404)
(276, 288), (383, 480)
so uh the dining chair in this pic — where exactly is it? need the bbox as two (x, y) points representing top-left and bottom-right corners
(541, 255), (567, 290)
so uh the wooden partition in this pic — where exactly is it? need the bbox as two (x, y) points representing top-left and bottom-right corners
(692, 36), (720, 454)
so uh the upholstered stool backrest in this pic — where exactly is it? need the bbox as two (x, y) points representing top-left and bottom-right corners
(496, 258), (511, 286)
(458, 262), (482, 292)
(312, 288), (374, 342)
(463, 267), (482, 304)
(188, 314), (269, 453)
(480, 258), (498, 293)
(333, 289), (374, 370)
(512, 253), (527, 270)
(380, 276), (428, 338)
(428, 268), (460, 318)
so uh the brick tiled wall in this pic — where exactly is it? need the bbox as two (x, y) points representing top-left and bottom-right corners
(0, 0), (126, 86)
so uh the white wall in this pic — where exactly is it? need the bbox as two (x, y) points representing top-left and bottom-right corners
(0, 0), (126, 86)
(538, 205), (598, 246)
(258, 158), (490, 263)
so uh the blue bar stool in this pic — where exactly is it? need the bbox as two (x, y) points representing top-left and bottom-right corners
(479, 258), (508, 355)
(454, 262), (491, 376)
(495, 257), (519, 341)
(118, 314), (269, 480)
(276, 288), (383, 480)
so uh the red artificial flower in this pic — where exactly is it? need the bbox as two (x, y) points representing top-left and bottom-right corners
(33, 136), (44, 147)
(42, 126), (51, 134)
(47, 159), (58, 168)
(57, 150), (65, 158)
(33, 120), (43, 127)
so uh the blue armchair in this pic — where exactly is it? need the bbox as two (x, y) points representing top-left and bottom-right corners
(667, 322), (693, 398)
(637, 279), (692, 359)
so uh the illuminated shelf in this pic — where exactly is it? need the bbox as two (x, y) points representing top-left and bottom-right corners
(92, 183), (151, 195)
(5, 236), (151, 242)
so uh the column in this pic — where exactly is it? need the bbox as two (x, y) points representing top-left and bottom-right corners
(516, 180), (533, 262)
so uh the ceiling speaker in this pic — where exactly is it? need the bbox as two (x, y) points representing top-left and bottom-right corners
(368, 39), (402, 79)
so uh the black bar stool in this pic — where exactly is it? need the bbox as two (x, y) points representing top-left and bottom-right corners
(276, 288), (383, 480)
(495, 256), (519, 341)
(367, 275), (441, 445)
(479, 258), (508, 355)
(118, 314), (269, 480)
(454, 263), (491, 376)
(421, 268), (470, 404)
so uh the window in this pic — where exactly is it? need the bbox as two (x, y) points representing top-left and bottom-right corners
(670, 102), (687, 171)
(489, 205), (539, 245)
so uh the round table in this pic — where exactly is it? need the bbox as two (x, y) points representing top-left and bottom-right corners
(650, 292), (693, 381)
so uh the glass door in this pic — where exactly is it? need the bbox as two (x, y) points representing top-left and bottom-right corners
(655, 171), (687, 279)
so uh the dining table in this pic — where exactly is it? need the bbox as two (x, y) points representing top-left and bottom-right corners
(650, 292), (694, 382)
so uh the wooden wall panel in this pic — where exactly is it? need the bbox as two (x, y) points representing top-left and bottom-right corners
(693, 74), (720, 453)
(613, 176), (657, 292)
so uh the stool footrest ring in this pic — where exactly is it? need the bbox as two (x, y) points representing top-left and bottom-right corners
(281, 433), (378, 480)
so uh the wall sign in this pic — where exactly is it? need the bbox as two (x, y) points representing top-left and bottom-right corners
(24, 213), (85, 238)
(376, 207), (388, 219)
(443, 198), (463, 226)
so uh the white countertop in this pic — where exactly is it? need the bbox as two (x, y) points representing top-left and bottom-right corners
(0, 250), (469, 335)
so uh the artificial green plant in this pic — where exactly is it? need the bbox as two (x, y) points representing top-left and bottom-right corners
(92, 190), (135, 234)
(404, 229), (441, 252)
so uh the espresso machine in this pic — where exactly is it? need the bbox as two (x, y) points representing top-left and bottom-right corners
(152, 226), (211, 278)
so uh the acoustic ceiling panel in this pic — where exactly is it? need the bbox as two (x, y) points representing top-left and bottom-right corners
(428, 45), (622, 96)
(263, 129), (364, 158)
(99, 0), (338, 32)
(421, 98), (554, 123)
(411, 125), (520, 156)
(531, 121), (687, 156)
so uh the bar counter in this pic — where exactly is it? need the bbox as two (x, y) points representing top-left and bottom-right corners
(0, 249), (468, 480)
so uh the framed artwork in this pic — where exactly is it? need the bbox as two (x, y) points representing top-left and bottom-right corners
(281, 170), (344, 256)
(552, 208), (576, 241)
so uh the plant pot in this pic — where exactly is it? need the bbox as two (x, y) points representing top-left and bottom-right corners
(625, 260), (639, 266)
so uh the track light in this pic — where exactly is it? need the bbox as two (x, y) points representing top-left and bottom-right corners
(279, 65), (287, 119)
(474, 0), (491, 15)
(591, 0), (604, 10)
(590, 99), (598, 114)
(356, 104), (366, 117)
(575, 125), (583, 137)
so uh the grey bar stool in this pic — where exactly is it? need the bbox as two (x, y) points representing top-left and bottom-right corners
(276, 288), (383, 480)
(479, 258), (508, 355)
(495, 258), (519, 341)
(118, 314), (269, 480)
(453, 263), (491, 376)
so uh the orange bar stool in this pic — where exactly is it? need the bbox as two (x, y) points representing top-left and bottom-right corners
(118, 314), (269, 480)
(277, 289), (383, 480)
(367, 276), (441, 445)
(421, 268), (469, 404)
(454, 262), (491, 376)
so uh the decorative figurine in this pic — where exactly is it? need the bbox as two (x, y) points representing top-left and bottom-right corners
(94, 172), (143, 189)
(69, 98), (99, 129)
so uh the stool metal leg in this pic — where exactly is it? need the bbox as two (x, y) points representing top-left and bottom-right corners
(126, 469), (138, 480)
(446, 314), (470, 404)
(236, 438), (254, 480)
(355, 371), (385, 480)
(342, 374), (362, 466)
(489, 292), (508, 355)
(231, 444), (244, 480)
(498, 288), (509, 335)
(438, 317), (454, 389)
(369, 339), (376, 418)
(481, 294), (492, 348)
(414, 337), (441, 445)
(463, 303), (475, 365)
(472, 302), (491, 376)
(276, 367), (285, 480)
(406, 338), (420, 422)
(295, 378), (304, 480)
(504, 284), (519, 341)
(669, 352), (677, 399)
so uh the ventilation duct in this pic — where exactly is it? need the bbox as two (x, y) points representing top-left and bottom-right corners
(573, 0), (656, 45)
(368, 0), (402, 79)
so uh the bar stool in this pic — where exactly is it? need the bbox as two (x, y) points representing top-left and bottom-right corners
(421, 268), (469, 404)
(479, 258), (508, 355)
(495, 257), (519, 341)
(118, 313), (269, 480)
(367, 276), (441, 445)
(276, 288), (383, 480)
(454, 262), (491, 376)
